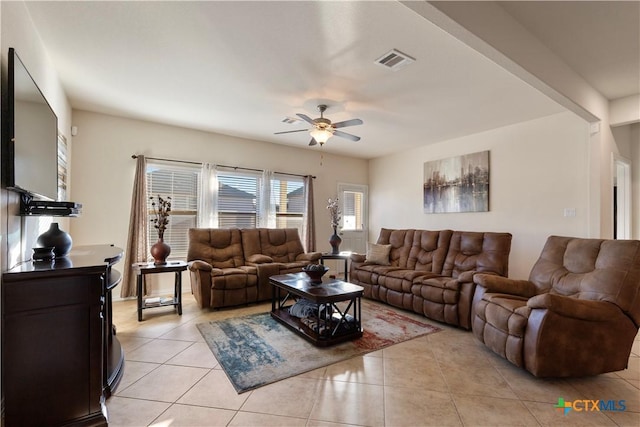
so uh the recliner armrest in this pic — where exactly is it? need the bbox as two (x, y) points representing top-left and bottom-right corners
(296, 252), (322, 262)
(474, 274), (537, 298)
(527, 294), (621, 322)
(246, 254), (274, 264)
(457, 270), (476, 283)
(188, 260), (212, 272)
(350, 253), (366, 263)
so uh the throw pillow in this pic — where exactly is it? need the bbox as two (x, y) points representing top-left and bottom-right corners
(366, 243), (391, 265)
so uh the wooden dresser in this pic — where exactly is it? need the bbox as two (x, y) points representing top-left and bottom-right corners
(2, 245), (124, 426)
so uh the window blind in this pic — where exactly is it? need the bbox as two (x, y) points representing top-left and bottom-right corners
(147, 163), (199, 259)
(217, 171), (261, 228)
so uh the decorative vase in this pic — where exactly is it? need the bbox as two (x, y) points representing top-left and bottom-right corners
(150, 238), (171, 265)
(36, 222), (72, 258)
(329, 226), (342, 255)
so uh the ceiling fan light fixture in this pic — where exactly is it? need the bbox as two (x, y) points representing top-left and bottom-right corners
(309, 127), (333, 144)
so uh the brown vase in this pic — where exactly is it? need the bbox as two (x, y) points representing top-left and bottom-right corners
(150, 238), (171, 265)
(329, 226), (342, 255)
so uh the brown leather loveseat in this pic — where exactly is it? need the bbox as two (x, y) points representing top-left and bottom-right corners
(349, 228), (512, 329)
(473, 235), (640, 377)
(187, 228), (321, 308)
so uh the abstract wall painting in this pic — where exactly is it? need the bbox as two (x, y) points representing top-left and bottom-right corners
(423, 150), (489, 213)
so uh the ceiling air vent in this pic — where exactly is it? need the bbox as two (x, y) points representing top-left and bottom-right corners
(375, 49), (415, 71)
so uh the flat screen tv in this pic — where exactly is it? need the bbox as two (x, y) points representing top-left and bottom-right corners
(3, 47), (59, 201)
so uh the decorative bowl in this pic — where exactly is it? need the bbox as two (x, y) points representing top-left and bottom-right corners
(302, 265), (330, 283)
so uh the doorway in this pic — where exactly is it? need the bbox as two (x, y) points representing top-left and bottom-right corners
(613, 155), (631, 239)
(337, 183), (368, 253)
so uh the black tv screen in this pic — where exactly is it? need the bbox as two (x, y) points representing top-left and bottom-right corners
(5, 47), (58, 201)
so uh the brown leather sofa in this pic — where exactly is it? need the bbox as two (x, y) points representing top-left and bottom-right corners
(187, 228), (321, 308)
(349, 228), (512, 329)
(241, 228), (322, 300)
(473, 235), (640, 377)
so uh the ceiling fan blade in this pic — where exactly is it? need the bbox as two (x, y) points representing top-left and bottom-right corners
(333, 130), (361, 142)
(308, 138), (318, 146)
(274, 129), (309, 135)
(296, 113), (316, 125)
(332, 118), (363, 129)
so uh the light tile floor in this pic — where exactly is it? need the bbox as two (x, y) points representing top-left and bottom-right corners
(107, 296), (640, 426)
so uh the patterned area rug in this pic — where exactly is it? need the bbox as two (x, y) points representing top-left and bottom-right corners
(196, 300), (442, 393)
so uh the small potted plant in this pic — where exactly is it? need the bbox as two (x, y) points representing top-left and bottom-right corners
(150, 195), (172, 264)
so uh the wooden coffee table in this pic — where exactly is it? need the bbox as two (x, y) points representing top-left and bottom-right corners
(270, 272), (364, 347)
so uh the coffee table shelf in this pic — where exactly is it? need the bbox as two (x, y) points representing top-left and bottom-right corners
(270, 273), (363, 347)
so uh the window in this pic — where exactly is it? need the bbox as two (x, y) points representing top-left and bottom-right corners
(147, 162), (199, 259)
(57, 132), (68, 201)
(341, 190), (364, 231)
(217, 171), (261, 228)
(145, 162), (308, 259)
(272, 174), (304, 233)
(216, 171), (305, 235)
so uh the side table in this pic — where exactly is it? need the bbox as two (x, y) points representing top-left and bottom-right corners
(320, 252), (352, 282)
(133, 261), (187, 321)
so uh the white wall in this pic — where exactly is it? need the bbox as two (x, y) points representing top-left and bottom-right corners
(69, 110), (368, 295)
(1, 1), (73, 266)
(407, 1), (621, 240)
(621, 124), (640, 238)
(369, 111), (590, 280)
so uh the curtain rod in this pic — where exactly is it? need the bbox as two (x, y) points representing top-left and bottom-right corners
(131, 155), (315, 179)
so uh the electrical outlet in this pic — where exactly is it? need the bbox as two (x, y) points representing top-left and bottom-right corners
(564, 208), (576, 217)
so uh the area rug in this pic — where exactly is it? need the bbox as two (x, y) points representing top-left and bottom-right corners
(196, 300), (442, 393)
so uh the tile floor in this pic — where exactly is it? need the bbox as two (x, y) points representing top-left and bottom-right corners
(107, 296), (640, 426)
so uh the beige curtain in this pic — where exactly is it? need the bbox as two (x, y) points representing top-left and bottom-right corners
(121, 155), (149, 297)
(303, 175), (316, 252)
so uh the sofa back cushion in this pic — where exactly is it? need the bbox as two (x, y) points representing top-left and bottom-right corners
(530, 235), (640, 326)
(376, 228), (415, 268)
(187, 228), (246, 268)
(242, 228), (305, 263)
(407, 229), (453, 273)
(442, 231), (512, 279)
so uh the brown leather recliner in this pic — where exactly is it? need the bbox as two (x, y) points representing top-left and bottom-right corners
(187, 228), (258, 309)
(473, 235), (640, 377)
(241, 228), (322, 300)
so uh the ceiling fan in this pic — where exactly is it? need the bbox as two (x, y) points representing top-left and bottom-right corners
(275, 104), (363, 146)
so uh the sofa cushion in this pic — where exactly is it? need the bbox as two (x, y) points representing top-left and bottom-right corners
(477, 293), (530, 338)
(406, 229), (452, 273)
(443, 231), (512, 279)
(412, 276), (460, 304)
(376, 228), (415, 268)
(242, 228), (308, 263)
(529, 236), (640, 326)
(187, 228), (245, 268)
(366, 243), (391, 265)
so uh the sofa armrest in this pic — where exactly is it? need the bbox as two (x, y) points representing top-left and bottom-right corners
(350, 253), (366, 263)
(188, 260), (212, 272)
(527, 294), (621, 322)
(457, 270), (477, 283)
(246, 254), (274, 264)
(296, 252), (322, 262)
(188, 261), (213, 309)
(474, 274), (537, 298)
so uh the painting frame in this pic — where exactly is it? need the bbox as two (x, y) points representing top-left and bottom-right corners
(423, 150), (490, 214)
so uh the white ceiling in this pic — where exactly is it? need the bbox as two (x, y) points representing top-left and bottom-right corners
(498, 1), (640, 101)
(23, 1), (637, 160)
